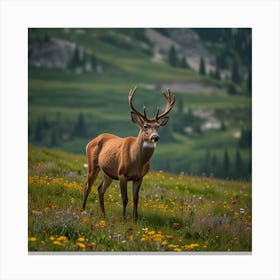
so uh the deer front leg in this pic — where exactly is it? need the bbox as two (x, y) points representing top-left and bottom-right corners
(132, 178), (143, 223)
(119, 175), (128, 221)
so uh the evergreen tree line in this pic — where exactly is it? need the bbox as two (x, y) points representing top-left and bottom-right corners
(68, 46), (97, 71)
(167, 29), (252, 95)
(200, 149), (251, 180)
(194, 28), (251, 69)
(167, 45), (190, 69)
(199, 55), (251, 96)
(29, 112), (89, 147)
(238, 126), (252, 148)
(168, 45), (251, 95)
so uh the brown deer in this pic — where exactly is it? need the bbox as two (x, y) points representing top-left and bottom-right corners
(81, 87), (175, 222)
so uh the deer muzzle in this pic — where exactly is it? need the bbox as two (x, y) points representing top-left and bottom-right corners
(151, 134), (160, 142)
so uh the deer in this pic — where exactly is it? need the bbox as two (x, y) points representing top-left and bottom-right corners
(81, 87), (175, 222)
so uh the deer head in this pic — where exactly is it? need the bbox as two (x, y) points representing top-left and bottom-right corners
(128, 87), (175, 145)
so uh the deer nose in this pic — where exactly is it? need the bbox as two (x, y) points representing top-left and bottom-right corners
(151, 135), (159, 142)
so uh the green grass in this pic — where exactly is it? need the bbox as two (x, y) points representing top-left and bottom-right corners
(28, 146), (251, 252)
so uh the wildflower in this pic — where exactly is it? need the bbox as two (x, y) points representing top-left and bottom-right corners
(153, 235), (163, 242)
(162, 240), (168, 246)
(95, 220), (106, 228)
(166, 235), (173, 240)
(184, 243), (199, 250)
(28, 237), (37, 242)
(128, 235), (133, 241)
(57, 236), (67, 242)
(76, 242), (86, 249)
(148, 230), (155, 236)
(77, 237), (85, 242)
(53, 241), (62, 246)
(168, 244), (179, 249)
(173, 247), (182, 252)
(172, 222), (180, 229)
(240, 208), (245, 214)
(32, 210), (42, 218)
(87, 242), (96, 249)
(81, 216), (89, 223)
(49, 236), (56, 241)
(113, 233), (122, 239)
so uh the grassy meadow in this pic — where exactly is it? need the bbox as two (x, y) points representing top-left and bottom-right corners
(28, 146), (251, 252)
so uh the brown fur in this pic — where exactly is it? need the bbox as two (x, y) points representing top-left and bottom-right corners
(81, 88), (175, 222)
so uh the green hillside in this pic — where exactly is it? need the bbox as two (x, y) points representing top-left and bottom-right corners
(28, 28), (251, 178)
(28, 146), (251, 252)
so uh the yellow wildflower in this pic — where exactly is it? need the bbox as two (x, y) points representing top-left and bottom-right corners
(168, 244), (178, 249)
(173, 247), (182, 252)
(148, 230), (155, 236)
(57, 236), (67, 242)
(77, 237), (85, 242)
(28, 237), (37, 242)
(76, 242), (86, 249)
(81, 216), (89, 223)
(99, 220), (106, 227)
(184, 243), (199, 250)
(52, 241), (62, 246)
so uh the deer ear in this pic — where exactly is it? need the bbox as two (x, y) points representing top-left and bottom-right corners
(158, 116), (169, 127)
(131, 112), (144, 126)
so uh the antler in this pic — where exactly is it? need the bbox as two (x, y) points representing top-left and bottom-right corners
(128, 87), (148, 120)
(155, 89), (176, 120)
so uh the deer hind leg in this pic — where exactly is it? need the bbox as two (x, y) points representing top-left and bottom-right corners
(81, 164), (100, 212)
(119, 175), (128, 221)
(132, 178), (143, 223)
(98, 174), (112, 217)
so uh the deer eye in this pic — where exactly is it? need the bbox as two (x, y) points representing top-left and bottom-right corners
(143, 124), (149, 129)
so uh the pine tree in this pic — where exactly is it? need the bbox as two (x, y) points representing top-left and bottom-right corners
(214, 67), (221, 80)
(211, 154), (219, 177)
(222, 149), (231, 178)
(221, 120), (226, 131)
(34, 117), (43, 142)
(234, 150), (243, 179)
(247, 69), (252, 95)
(203, 150), (211, 176)
(50, 127), (60, 147)
(199, 56), (206, 75)
(73, 112), (87, 137)
(168, 46), (177, 67)
(172, 95), (185, 134)
(238, 126), (252, 148)
(231, 60), (240, 84)
(179, 56), (190, 69)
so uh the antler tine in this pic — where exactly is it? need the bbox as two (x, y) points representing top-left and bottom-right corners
(143, 106), (148, 120)
(156, 88), (175, 120)
(128, 86), (147, 120)
(155, 107), (160, 119)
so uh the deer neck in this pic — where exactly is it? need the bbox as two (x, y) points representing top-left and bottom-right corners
(134, 130), (155, 164)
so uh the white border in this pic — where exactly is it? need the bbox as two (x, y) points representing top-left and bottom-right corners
(1, 1), (279, 280)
